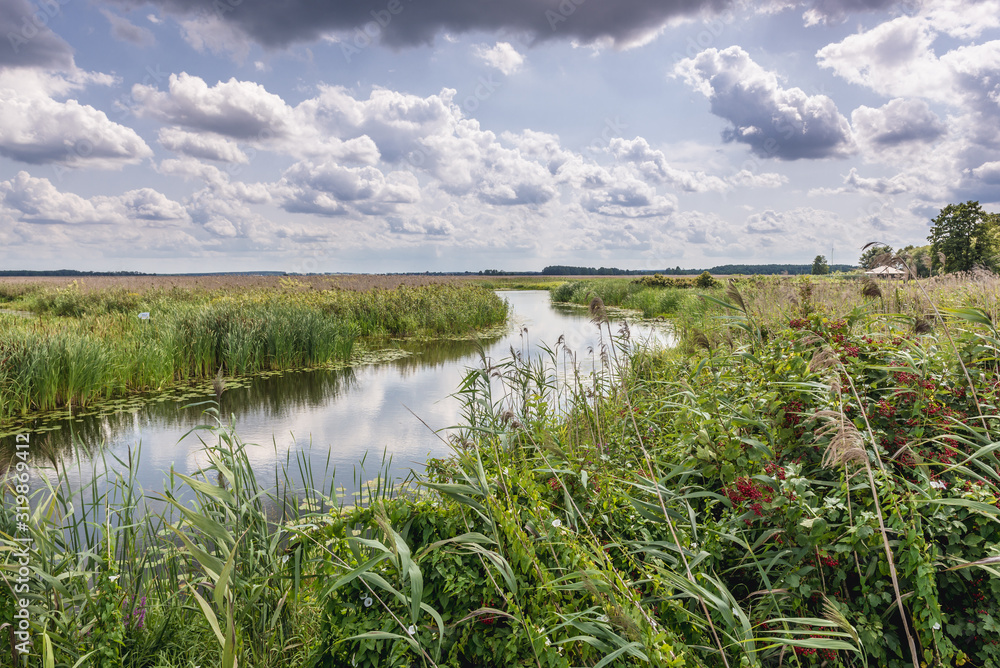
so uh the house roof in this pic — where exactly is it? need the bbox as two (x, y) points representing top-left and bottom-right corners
(865, 266), (906, 275)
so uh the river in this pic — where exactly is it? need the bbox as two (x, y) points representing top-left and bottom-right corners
(3, 291), (672, 500)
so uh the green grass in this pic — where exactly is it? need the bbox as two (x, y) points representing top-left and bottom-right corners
(3, 273), (1000, 667)
(0, 283), (508, 420)
(551, 277), (712, 317)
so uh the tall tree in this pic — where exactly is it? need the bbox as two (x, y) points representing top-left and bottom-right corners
(927, 201), (997, 273)
(811, 255), (830, 275)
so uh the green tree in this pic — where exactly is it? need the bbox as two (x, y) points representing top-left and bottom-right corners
(811, 255), (830, 275)
(927, 201), (997, 273)
(858, 244), (893, 270)
(900, 244), (933, 278)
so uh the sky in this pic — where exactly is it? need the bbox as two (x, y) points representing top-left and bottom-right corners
(0, 0), (998, 273)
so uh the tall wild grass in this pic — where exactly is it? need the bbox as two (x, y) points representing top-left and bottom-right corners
(0, 283), (508, 420)
(552, 278), (704, 318)
(3, 272), (998, 667)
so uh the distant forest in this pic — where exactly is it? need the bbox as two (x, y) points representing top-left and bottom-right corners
(539, 264), (855, 276)
(0, 270), (147, 277)
(706, 263), (856, 275)
(1, 266), (857, 278)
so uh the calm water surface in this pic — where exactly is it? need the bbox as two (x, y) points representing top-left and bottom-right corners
(6, 291), (671, 497)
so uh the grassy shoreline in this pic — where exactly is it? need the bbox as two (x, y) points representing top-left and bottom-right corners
(0, 280), (508, 422)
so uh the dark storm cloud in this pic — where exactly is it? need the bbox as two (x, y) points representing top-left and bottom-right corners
(102, 0), (916, 50)
(1, 0), (75, 69)
(106, 0), (732, 49)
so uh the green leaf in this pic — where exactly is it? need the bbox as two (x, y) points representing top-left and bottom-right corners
(329, 553), (391, 593)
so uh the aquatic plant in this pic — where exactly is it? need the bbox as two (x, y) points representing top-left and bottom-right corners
(0, 282), (508, 420)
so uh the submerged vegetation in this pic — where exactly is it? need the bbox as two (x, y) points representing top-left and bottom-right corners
(0, 279), (508, 421)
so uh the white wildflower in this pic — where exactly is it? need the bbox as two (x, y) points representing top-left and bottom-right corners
(552, 519), (562, 528)
(363, 597), (373, 608)
(407, 625), (416, 636)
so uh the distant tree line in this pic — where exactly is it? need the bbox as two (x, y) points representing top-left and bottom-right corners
(0, 270), (148, 277)
(541, 264), (859, 276)
(541, 266), (702, 276)
(706, 263), (855, 275)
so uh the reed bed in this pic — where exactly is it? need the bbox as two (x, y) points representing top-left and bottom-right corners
(0, 283), (508, 420)
(551, 277), (708, 318)
(0, 274), (467, 296)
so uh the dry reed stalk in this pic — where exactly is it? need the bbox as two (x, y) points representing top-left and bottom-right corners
(821, 361), (921, 668)
(814, 409), (867, 469)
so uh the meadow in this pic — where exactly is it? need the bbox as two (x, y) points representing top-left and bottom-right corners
(2, 270), (998, 667)
(0, 276), (509, 422)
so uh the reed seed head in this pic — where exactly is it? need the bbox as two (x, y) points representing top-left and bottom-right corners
(814, 409), (868, 469)
(860, 277), (882, 300)
(589, 296), (608, 325)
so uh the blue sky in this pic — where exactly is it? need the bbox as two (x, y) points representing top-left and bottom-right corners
(1, 0), (998, 272)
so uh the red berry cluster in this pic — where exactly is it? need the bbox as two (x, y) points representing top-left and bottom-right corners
(890, 361), (918, 384)
(725, 477), (766, 503)
(876, 399), (896, 418)
(783, 401), (805, 427)
(548, 477), (560, 490)
(819, 554), (840, 568)
(764, 461), (786, 480)
(793, 636), (836, 660)
(789, 318), (809, 329)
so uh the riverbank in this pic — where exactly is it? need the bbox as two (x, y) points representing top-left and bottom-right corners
(0, 279), (508, 421)
(2, 274), (998, 667)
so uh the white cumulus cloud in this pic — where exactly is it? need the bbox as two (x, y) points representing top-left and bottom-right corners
(473, 42), (525, 75)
